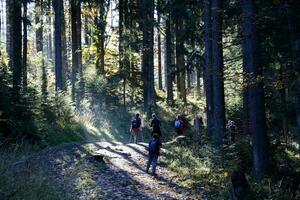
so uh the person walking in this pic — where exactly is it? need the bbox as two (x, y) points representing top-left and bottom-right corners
(150, 113), (161, 137)
(146, 133), (162, 176)
(130, 113), (142, 143)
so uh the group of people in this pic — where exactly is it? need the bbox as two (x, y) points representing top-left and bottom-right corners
(130, 113), (188, 143)
(129, 113), (238, 176)
(130, 113), (162, 143)
(130, 113), (162, 176)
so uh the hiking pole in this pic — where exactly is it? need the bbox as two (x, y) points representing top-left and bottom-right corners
(129, 127), (133, 143)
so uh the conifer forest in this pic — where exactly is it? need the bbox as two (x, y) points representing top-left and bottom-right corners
(0, 0), (300, 199)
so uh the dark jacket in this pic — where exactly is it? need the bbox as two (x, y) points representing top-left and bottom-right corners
(148, 139), (162, 155)
(150, 118), (161, 133)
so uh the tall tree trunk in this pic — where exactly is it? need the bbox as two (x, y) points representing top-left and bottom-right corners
(70, 0), (82, 104)
(0, 0), (5, 37)
(53, 0), (63, 90)
(47, 0), (53, 60)
(36, 0), (43, 52)
(157, 1), (162, 90)
(119, 0), (125, 105)
(6, 0), (12, 68)
(8, 0), (22, 100)
(61, 5), (67, 88)
(0, 1), (2, 38)
(279, 61), (288, 144)
(242, 89), (250, 135)
(242, 0), (270, 180)
(195, 63), (201, 98)
(165, 9), (173, 105)
(211, 0), (225, 144)
(187, 68), (191, 89)
(175, 13), (186, 103)
(97, 1), (106, 74)
(35, 0), (45, 99)
(203, 0), (214, 136)
(142, 0), (155, 113)
(22, 1), (28, 88)
(294, 39), (300, 151)
(84, 7), (90, 46)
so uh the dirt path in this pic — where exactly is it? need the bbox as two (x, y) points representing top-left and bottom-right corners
(6, 142), (206, 200)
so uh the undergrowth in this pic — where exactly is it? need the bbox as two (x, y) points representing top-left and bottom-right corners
(161, 135), (300, 199)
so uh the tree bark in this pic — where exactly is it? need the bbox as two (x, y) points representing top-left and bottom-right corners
(294, 39), (300, 151)
(47, 0), (53, 60)
(8, 0), (22, 100)
(6, 0), (12, 68)
(195, 62), (201, 98)
(211, 0), (225, 144)
(141, 0), (155, 113)
(203, 0), (214, 136)
(175, 12), (186, 103)
(70, 0), (82, 104)
(61, 4), (67, 88)
(157, 2), (162, 90)
(187, 68), (191, 89)
(279, 61), (288, 144)
(53, 0), (64, 90)
(242, 0), (270, 180)
(22, 1), (28, 88)
(36, 0), (43, 52)
(165, 9), (173, 105)
(119, 0), (125, 105)
(97, 0), (107, 74)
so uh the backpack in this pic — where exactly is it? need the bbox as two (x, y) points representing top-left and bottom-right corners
(132, 118), (138, 128)
(174, 119), (181, 129)
(152, 118), (161, 130)
(149, 140), (158, 152)
(179, 119), (185, 129)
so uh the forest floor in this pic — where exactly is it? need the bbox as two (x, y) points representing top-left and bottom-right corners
(2, 140), (206, 200)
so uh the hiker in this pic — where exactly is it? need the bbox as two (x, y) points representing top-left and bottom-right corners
(174, 115), (185, 135)
(146, 133), (162, 176)
(150, 113), (161, 137)
(130, 113), (142, 143)
(226, 120), (237, 143)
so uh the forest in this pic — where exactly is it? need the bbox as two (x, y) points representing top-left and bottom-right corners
(0, 0), (300, 199)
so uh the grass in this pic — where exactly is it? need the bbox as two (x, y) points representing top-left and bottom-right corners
(161, 137), (236, 199)
(0, 143), (74, 200)
(160, 133), (300, 199)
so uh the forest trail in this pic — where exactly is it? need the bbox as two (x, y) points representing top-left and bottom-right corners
(6, 141), (206, 200)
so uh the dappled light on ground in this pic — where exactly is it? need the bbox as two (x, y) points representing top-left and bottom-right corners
(2, 141), (206, 199)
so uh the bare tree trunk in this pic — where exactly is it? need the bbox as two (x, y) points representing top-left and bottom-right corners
(142, 0), (155, 113)
(242, 0), (270, 180)
(157, 3), (162, 90)
(8, 0), (22, 100)
(61, 5), (67, 88)
(175, 12), (186, 103)
(187, 68), (191, 89)
(47, 0), (53, 60)
(36, 0), (43, 52)
(195, 63), (201, 98)
(279, 61), (288, 144)
(211, 0), (225, 144)
(53, 0), (63, 90)
(6, 0), (12, 68)
(165, 9), (173, 105)
(97, 1), (107, 74)
(22, 1), (28, 88)
(119, 0), (125, 105)
(203, 0), (214, 136)
(294, 39), (300, 151)
(70, 0), (82, 105)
